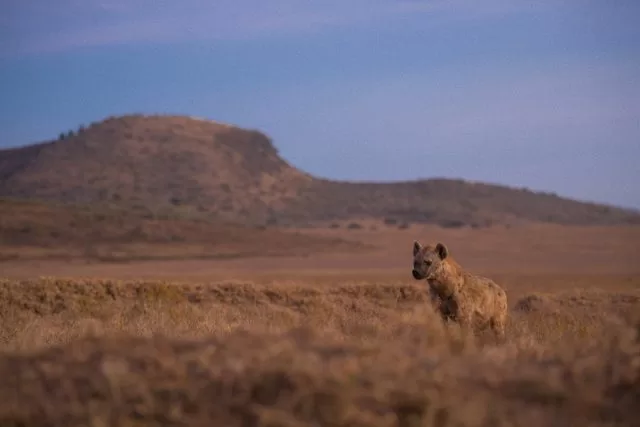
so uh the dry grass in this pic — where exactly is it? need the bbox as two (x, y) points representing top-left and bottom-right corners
(1, 224), (639, 426)
(0, 198), (369, 261)
(1, 276), (639, 427)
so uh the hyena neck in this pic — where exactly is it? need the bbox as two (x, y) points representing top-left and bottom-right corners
(443, 257), (463, 277)
(427, 259), (464, 297)
(427, 276), (460, 298)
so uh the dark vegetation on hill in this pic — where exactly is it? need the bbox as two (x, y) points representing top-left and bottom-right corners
(1, 114), (638, 228)
(0, 198), (368, 261)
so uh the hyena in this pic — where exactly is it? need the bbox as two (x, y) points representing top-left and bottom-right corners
(412, 240), (508, 340)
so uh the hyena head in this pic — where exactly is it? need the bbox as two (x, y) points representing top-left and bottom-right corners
(411, 240), (449, 281)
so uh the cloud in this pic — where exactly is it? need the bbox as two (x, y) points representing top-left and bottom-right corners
(1, 0), (540, 56)
(0, 0), (412, 55)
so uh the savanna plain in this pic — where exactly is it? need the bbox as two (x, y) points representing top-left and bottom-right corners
(1, 222), (640, 427)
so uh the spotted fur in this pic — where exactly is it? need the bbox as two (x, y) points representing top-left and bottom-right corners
(412, 240), (508, 340)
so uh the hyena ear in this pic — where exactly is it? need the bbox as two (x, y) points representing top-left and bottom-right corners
(413, 240), (422, 256)
(435, 243), (448, 260)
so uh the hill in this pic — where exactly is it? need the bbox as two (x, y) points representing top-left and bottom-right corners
(0, 198), (367, 262)
(1, 114), (638, 227)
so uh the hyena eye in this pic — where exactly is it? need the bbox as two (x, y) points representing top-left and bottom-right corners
(424, 260), (432, 266)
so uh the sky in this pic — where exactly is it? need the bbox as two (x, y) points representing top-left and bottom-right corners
(1, 0), (639, 209)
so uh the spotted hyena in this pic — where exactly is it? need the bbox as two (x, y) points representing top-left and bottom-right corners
(411, 240), (508, 340)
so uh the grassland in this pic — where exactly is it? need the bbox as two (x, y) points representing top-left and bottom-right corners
(1, 224), (639, 426)
(0, 198), (369, 262)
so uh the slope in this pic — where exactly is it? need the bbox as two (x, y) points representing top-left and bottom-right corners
(1, 114), (638, 227)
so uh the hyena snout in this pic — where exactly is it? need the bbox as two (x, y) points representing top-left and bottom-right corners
(412, 268), (424, 280)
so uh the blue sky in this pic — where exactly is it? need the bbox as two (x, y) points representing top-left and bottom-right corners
(1, 0), (639, 208)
